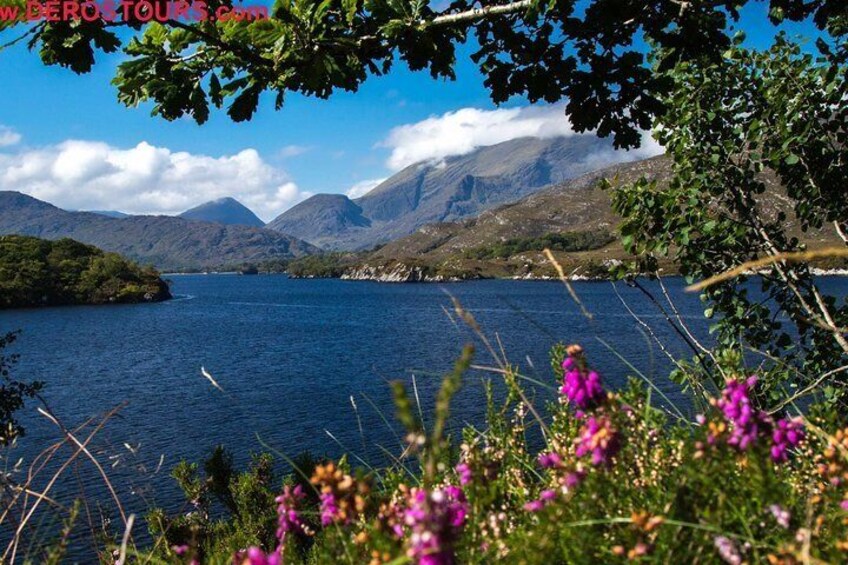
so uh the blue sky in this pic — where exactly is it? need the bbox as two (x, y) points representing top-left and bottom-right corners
(0, 3), (820, 221)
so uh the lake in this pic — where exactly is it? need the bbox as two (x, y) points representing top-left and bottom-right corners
(2, 275), (846, 554)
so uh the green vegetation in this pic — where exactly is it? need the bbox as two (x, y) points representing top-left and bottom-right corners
(285, 253), (360, 278)
(0, 330), (42, 445)
(465, 230), (616, 260)
(610, 35), (848, 409)
(0, 235), (171, 308)
(12, 0), (842, 152)
(74, 345), (848, 565)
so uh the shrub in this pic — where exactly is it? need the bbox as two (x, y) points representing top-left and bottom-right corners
(135, 344), (848, 564)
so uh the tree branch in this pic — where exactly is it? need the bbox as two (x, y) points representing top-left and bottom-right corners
(426, 0), (533, 27)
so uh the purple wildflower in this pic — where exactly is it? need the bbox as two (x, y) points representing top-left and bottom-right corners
(769, 504), (791, 529)
(537, 452), (563, 469)
(770, 418), (805, 462)
(234, 547), (282, 565)
(319, 492), (340, 526)
(404, 485), (468, 565)
(574, 416), (620, 467)
(524, 489), (557, 512)
(561, 357), (605, 410)
(714, 377), (767, 450)
(275, 484), (308, 543)
(523, 499), (544, 512)
(455, 462), (472, 486)
(713, 536), (742, 565)
(564, 469), (586, 488)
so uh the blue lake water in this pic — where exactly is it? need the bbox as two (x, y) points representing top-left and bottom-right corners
(2, 275), (846, 555)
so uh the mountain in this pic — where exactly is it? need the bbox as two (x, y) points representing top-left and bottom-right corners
(179, 197), (265, 228)
(287, 156), (844, 281)
(268, 135), (646, 250)
(267, 194), (371, 244)
(0, 192), (317, 271)
(88, 210), (130, 218)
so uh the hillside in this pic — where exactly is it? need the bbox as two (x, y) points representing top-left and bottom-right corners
(268, 135), (648, 250)
(0, 192), (318, 271)
(287, 156), (845, 281)
(89, 210), (130, 218)
(179, 197), (265, 228)
(0, 235), (171, 308)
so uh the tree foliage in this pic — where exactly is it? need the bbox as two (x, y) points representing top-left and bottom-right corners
(0, 331), (43, 445)
(0, 235), (171, 308)
(3, 0), (844, 148)
(610, 33), (848, 405)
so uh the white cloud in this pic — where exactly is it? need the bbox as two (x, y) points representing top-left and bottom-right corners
(346, 178), (386, 199)
(0, 126), (21, 147)
(0, 139), (311, 222)
(278, 144), (311, 158)
(380, 105), (663, 171)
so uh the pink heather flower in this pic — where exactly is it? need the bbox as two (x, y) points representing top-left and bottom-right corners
(455, 462), (472, 486)
(715, 377), (767, 450)
(537, 452), (563, 469)
(769, 504), (791, 529)
(404, 485), (468, 565)
(233, 547), (282, 565)
(523, 489), (557, 512)
(713, 536), (742, 565)
(275, 484), (308, 542)
(574, 416), (620, 467)
(770, 418), (805, 462)
(840, 500), (848, 511)
(564, 469), (586, 488)
(561, 356), (605, 409)
(172, 545), (189, 556)
(319, 492), (340, 526)
(523, 499), (544, 512)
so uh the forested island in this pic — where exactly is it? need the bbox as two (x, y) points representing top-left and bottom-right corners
(0, 235), (171, 308)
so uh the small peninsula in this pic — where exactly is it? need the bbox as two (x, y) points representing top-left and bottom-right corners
(0, 235), (171, 308)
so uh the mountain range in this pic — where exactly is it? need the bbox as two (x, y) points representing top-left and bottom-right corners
(266, 135), (650, 250)
(0, 192), (316, 271)
(287, 155), (845, 281)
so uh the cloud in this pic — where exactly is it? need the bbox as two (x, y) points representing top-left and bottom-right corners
(380, 105), (663, 171)
(346, 178), (386, 199)
(278, 144), (311, 158)
(0, 126), (21, 147)
(0, 139), (311, 222)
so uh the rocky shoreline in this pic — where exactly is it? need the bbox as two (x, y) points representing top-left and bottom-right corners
(288, 261), (611, 283)
(287, 262), (848, 284)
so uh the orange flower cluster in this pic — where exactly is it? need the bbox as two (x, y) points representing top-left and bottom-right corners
(612, 511), (664, 560)
(310, 462), (370, 526)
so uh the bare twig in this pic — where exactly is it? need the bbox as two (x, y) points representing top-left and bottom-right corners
(116, 514), (135, 565)
(4, 406), (122, 562)
(835, 221), (848, 246)
(427, 0), (532, 26)
(769, 365), (848, 413)
(685, 247), (848, 292)
(37, 404), (129, 527)
(542, 248), (594, 321)
(686, 246), (848, 354)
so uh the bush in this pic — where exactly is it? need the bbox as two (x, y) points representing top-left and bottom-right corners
(465, 230), (616, 261)
(134, 344), (848, 564)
